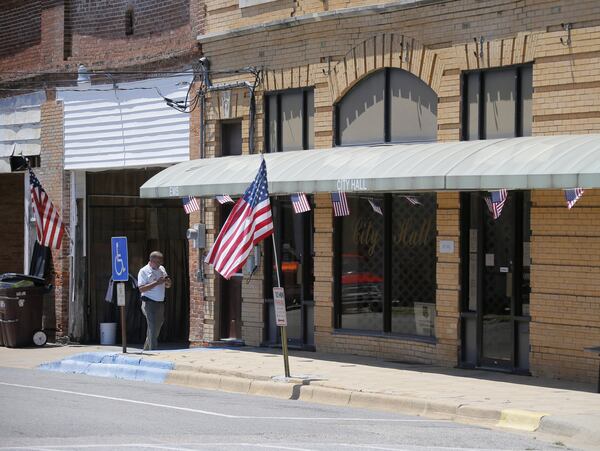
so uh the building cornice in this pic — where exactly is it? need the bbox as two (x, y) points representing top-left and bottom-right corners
(197, 0), (452, 44)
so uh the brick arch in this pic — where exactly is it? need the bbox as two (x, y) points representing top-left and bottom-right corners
(329, 33), (444, 103)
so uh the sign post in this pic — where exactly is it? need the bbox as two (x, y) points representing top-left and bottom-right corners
(111, 237), (129, 354)
(273, 287), (289, 377)
(271, 235), (290, 378)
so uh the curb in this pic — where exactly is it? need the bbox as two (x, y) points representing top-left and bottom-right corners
(38, 352), (174, 384)
(165, 366), (545, 432)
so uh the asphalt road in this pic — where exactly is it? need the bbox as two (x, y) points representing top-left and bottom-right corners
(0, 367), (569, 451)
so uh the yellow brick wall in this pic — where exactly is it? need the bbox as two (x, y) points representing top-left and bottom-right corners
(530, 190), (600, 382)
(195, 0), (600, 382)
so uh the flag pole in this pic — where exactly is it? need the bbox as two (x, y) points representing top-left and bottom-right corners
(272, 233), (291, 378)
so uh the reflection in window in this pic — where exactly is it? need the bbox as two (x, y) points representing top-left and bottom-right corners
(338, 196), (384, 331)
(390, 194), (436, 336)
(336, 194), (437, 337)
(338, 71), (386, 145)
(464, 65), (532, 140)
(265, 89), (314, 152)
(336, 68), (437, 146)
(390, 70), (437, 143)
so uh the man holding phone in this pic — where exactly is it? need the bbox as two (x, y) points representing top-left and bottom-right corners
(138, 251), (171, 350)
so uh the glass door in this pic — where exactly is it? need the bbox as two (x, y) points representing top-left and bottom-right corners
(460, 191), (531, 372)
(265, 197), (314, 349)
(480, 194), (516, 368)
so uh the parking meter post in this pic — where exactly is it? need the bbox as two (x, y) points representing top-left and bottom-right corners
(119, 283), (127, 353)
(120, 305), (127, 353)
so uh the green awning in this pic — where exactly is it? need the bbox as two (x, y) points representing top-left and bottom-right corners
(140, 135), (600, 198)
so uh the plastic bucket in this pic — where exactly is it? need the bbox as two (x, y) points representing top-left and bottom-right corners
(99, 322), (117, 345)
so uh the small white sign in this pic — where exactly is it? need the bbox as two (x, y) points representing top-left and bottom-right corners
(220, 90), (231, 119)
(273, 287), (287, 327)
(117, 283), (126, 307)
(500, 267), (509, 273)
(439, 240), (455, 254)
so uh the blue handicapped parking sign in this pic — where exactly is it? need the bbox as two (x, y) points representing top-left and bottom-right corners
(111, 237), (129, 282)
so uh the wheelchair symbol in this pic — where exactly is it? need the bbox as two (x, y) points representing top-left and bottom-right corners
(114, 242), (126, 276)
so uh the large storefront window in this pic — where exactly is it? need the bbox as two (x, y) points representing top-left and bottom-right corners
(335, 194), (437, 337)
(336, 68), (437, 146)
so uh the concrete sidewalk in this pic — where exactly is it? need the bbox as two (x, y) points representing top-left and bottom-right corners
(2, 343), (600, 449)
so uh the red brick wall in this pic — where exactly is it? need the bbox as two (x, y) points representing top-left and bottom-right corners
(0, 1), (42, 73)
(0, 174), (24, 275)
(68, 0), (197, 66)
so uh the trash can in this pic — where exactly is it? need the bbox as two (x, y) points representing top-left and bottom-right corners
(0, 273), (49, 347)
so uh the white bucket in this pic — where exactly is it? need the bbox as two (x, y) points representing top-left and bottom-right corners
(99, 322), (117, 345)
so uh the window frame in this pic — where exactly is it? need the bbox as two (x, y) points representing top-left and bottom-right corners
(334, 68), (438, 146)
(333, 192), (438, 342)
(461, 64), (532, 141)
(264, 88), (314, 153)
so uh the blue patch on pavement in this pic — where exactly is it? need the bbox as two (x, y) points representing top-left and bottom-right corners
(38, 352), (175, 384)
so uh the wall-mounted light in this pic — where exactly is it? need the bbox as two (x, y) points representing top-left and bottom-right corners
(77, 64), (91, 88)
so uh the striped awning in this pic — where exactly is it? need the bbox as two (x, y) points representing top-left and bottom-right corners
(140, 135), (600, 198)
(58, 74), (192, 170)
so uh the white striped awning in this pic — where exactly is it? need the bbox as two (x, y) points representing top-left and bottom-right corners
(0, 91), (46, 172)
(58, 74), (192, 170)
(140, 134), (600, 198)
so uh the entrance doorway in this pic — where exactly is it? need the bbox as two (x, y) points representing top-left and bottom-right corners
(218, 201), (243, 340)
(217, 119), (243, 340)
(86, 169), (190, 344)
(265, 198), (314, 349)
(460, 191), (531, 372)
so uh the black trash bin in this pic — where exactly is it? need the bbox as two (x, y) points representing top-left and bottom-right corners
(0, 273), (49, 347)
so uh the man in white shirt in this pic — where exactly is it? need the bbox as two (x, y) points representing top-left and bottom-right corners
(138, 251), (171, 350)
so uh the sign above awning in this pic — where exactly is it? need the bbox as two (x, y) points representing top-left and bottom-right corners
(0, 91), (46, 173)
(140, 135), (600, 198)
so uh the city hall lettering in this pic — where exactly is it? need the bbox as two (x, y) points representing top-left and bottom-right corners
(353, 217), (434, 256)
(337, 178), (368, 191)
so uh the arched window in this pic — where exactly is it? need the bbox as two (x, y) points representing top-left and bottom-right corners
(336, 68), (437, 146)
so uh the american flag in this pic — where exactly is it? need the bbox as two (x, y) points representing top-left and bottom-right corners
(205, 158), (273, 280)
(368, 199), (383, 215)
(216, 195), (234, 204)
(182, 196), (200, 214)
(565, 188), (584, 209)
(484, 196), (494, 216)
(291, 192), (311, 214)
(488, 189), (508, 220)
(29, 168), (65, 249)
(331, 192), (350, 217)
(404, 195), (422, 206)
(404, 196), (423, 205)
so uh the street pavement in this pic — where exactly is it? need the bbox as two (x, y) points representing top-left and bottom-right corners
(0, 366), (567, 451)
(1, 344), (599, 449)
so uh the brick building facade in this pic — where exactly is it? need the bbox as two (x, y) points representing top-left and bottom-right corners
(1, 0), (600, 386)
(179, 0), (600, 385)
